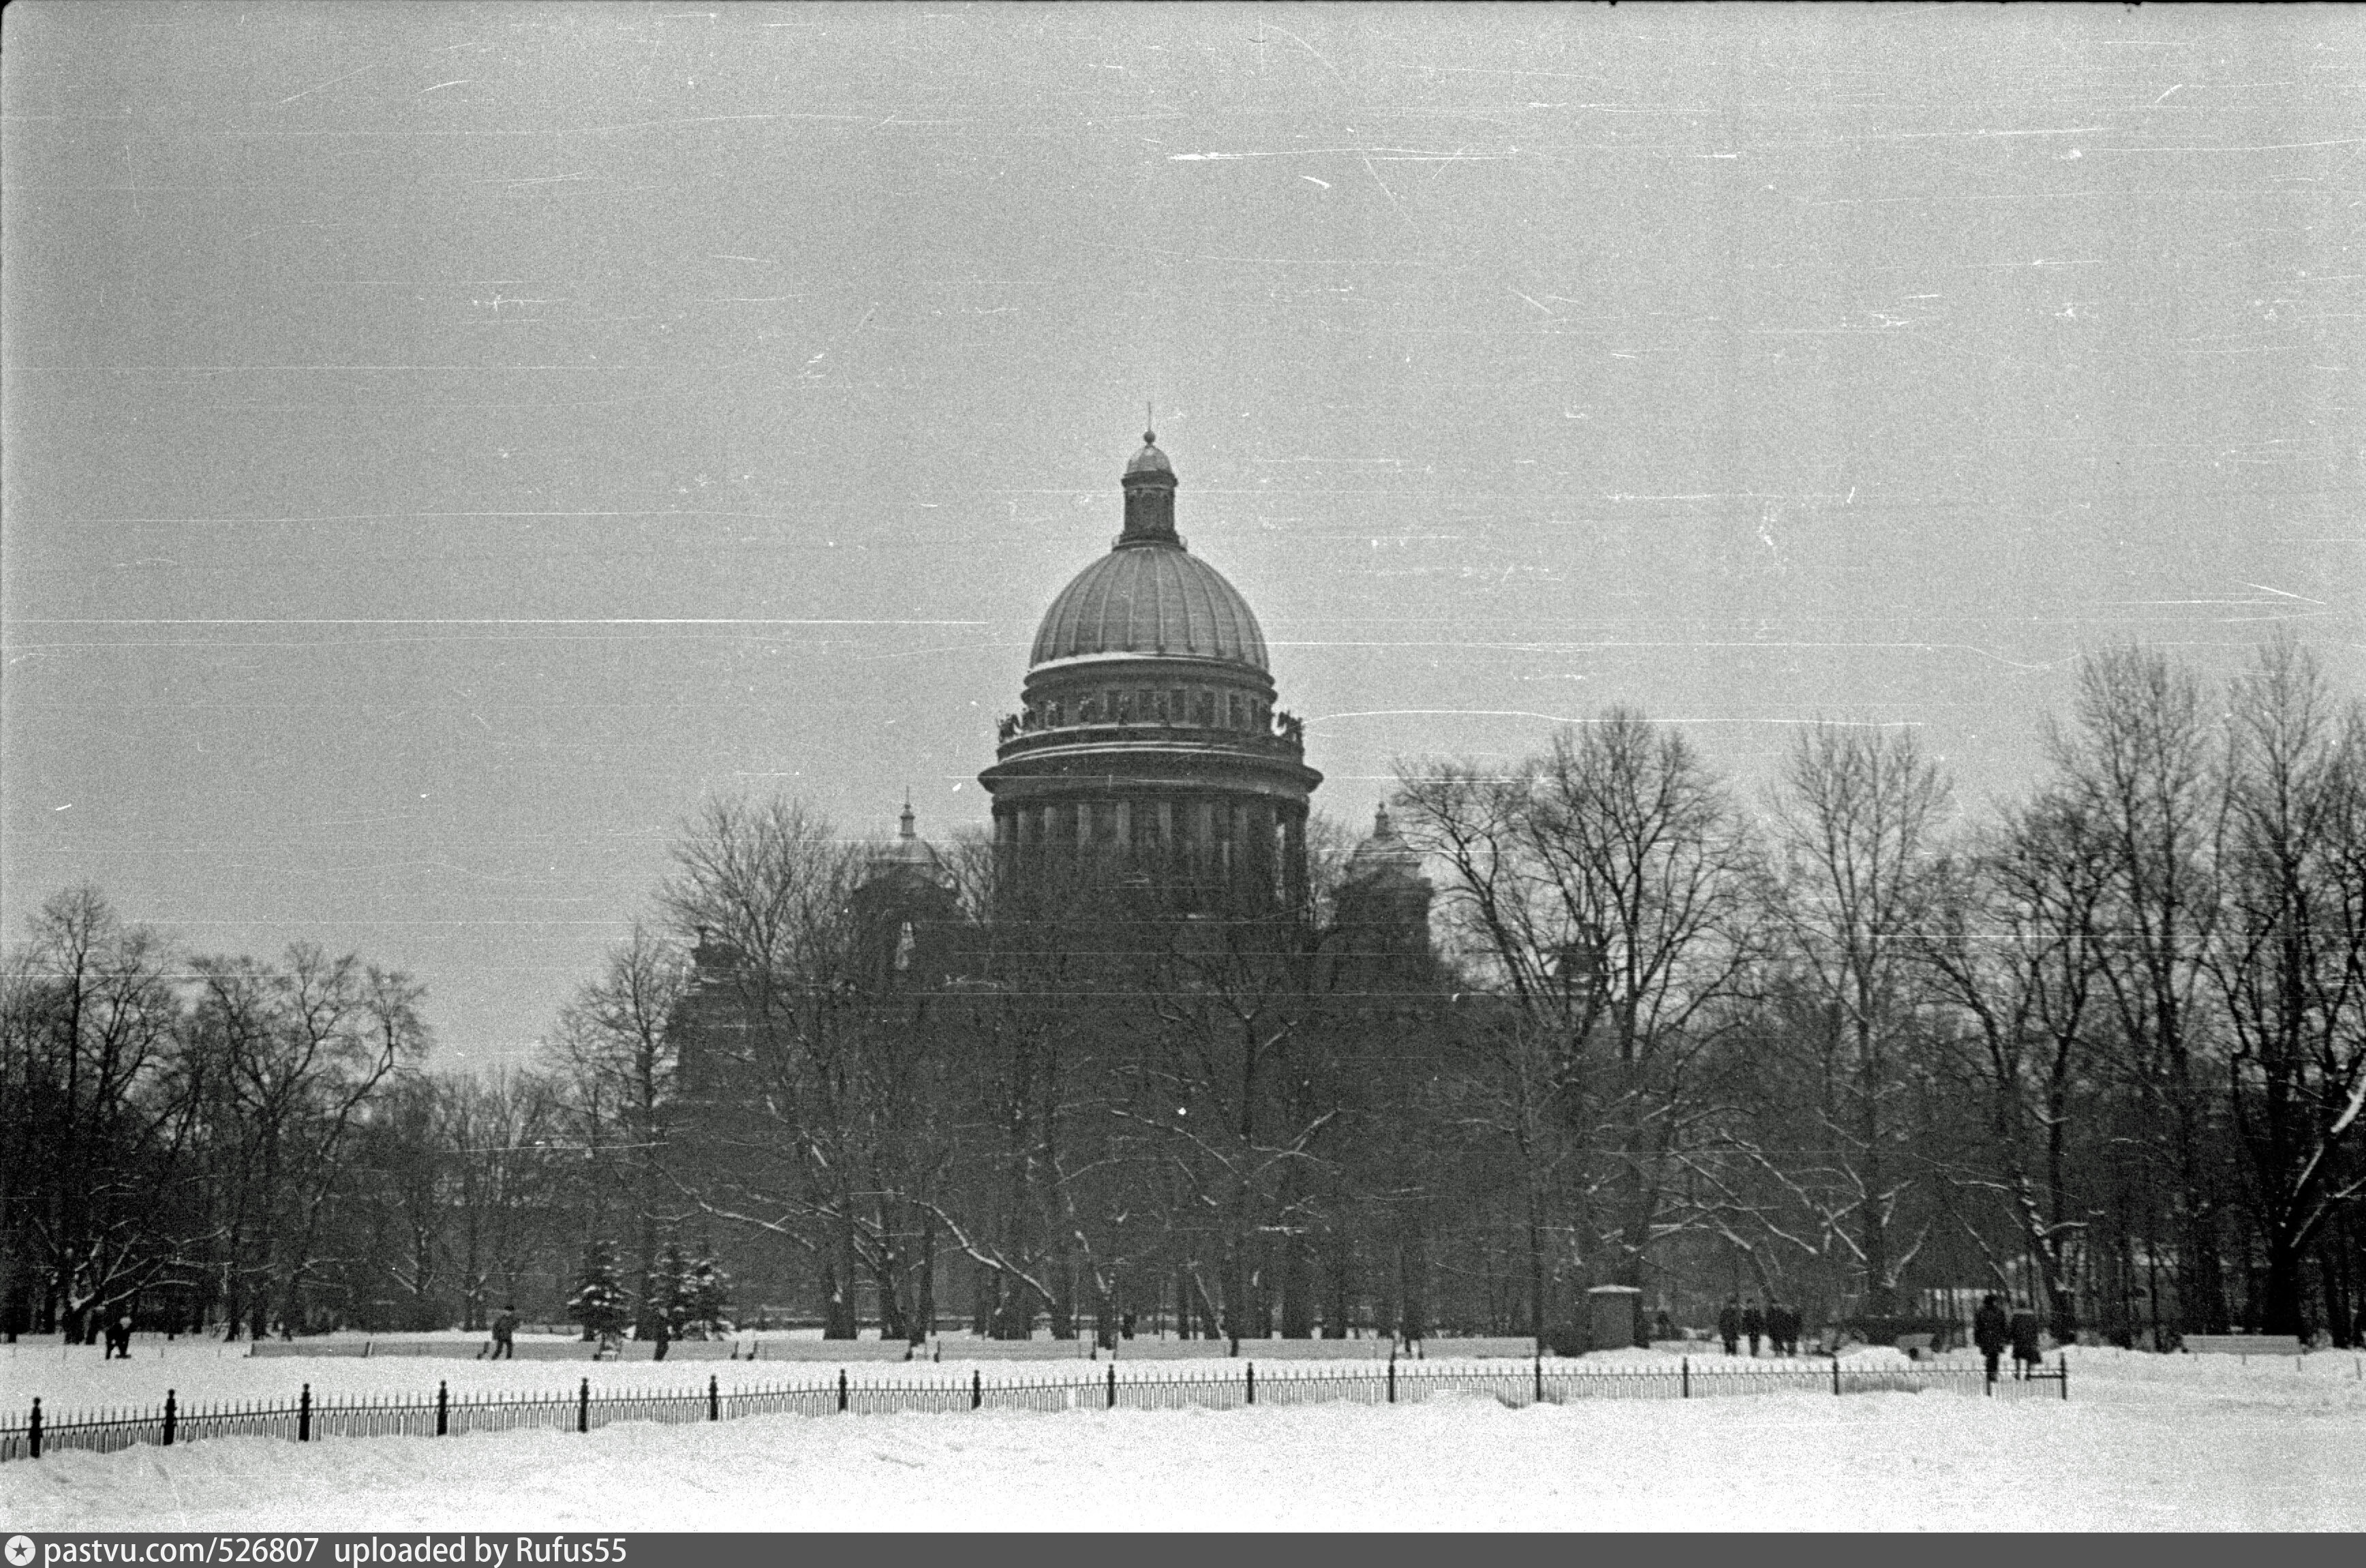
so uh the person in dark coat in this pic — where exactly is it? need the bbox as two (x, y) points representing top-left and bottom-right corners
(1718, 1296), (1741, 1357)
(651, 1315), (671, 1362)
(1765, 1300), (1792, 1357)
(2009, 1297), (2044, 1378)
(489, 1304), (518, 1361)
(1740, 1297), (1765, 1357)
(1974, 1293), (2010, 1383)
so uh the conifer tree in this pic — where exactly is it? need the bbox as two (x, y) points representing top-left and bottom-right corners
(679, 1250), (733, 1337)
(650, 1241), (692, 1334)
(566, 1240), (629, 1340)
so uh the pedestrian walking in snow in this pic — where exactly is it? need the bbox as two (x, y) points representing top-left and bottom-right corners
(1742, 1297), (1765, 1358)
(2010, 1297), (2043, 1379)
(1974, 1293), (2009, 1383)
(489, 1304), (518, 1361)
(652, 1315), (671, 1362)
(104, 1313), (132, 1359)
(1718, 1297), (1741, 1357)
(1765, 1300), (1792, 1357)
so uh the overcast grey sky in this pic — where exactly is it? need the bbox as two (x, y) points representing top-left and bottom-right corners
(5, 2), (2361, 1067)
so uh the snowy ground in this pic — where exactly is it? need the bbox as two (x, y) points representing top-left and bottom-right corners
(4, 1343), (2362, 1531)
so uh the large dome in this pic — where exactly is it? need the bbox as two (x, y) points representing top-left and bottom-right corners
(1030, 544), (1269, 671)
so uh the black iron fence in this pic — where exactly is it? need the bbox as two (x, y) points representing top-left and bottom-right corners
(0, 1353), (2068, 1462)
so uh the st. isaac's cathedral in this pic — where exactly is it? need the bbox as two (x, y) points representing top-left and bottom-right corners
(670, 433), (1444, 1342)
(679, 428), (1436, 1002)
(980, 430), (1321, 914)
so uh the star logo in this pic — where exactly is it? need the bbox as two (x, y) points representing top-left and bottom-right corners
(6, 1535), (36, 1567)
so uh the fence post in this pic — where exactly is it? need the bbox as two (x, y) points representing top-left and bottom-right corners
(435, 1380), (448, 1437)
(1681, 1357), (1689, 1400)
(577, 1378), (589, 1434)
(838, 1370), (848, 1413)
(1533, 1352), (1543, 1405)
(1107, 1362), (1117, 1410)
(708, 1375), (720, 1422)
(2059, 1352), (2069, 1402)
(298, 1383), (311, 1442)
(1830, 1355), (1841, 1397)
(164, 1389), (177, 1447)
(27, 1397), (40, 1460)
(1386, 1354), (1396, 1404)
(971, 1369), (982, 1410)
(1246, 1362), (1255, 1406)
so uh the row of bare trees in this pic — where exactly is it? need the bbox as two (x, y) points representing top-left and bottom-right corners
(0, 897), (439, 1338)
(1393, 639), (2365, 1344)
(0, 883), (739, 1341)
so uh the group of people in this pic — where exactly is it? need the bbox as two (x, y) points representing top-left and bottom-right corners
(475, 1306), (681, 1361)
(1973, 1293), (2047, 1381)
(1717, 1296), (1804, 1357)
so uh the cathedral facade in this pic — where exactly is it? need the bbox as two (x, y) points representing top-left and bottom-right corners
(671, 434), (1442, 1341)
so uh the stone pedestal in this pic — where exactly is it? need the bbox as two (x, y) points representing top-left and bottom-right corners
(1586, 1285), (1642, 1353)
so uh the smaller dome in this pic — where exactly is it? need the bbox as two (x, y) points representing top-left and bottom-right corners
(872, 801), (947, 883)
(1347, 805), (1427, 886)
(1125, 431), (1173, 478)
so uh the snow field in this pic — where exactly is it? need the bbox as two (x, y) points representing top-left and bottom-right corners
(1, 1344), (2361, 1530)
(4, 1386), (2362, 1531)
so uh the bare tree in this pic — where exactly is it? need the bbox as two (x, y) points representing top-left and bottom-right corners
(549, 922), (688, 1337)
(1133, 890), (1338, 1348)
(437, 1066), (565, 1329)
(1765, 722), (1953, 1320)
(2050, 647), (2229, 1335)
(183, 944), (427, 1338)
(0, 888), (187, 1340)
(1398, 710), (1759, 1321)
(1924, 788), (2113, 1339)
(2209, 636), (2366, 1336)
(659, 793), (878, 1337)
